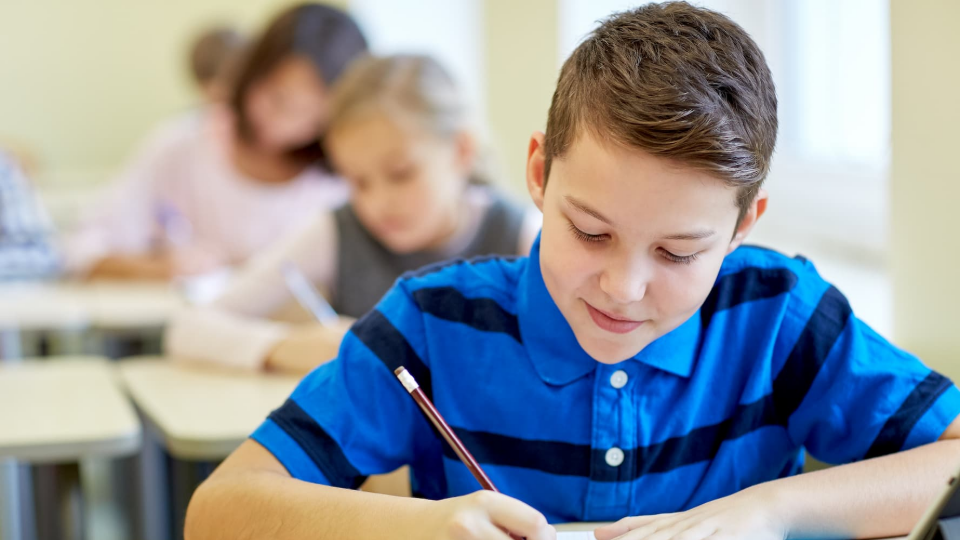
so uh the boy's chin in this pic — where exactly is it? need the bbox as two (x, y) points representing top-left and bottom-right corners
(576, 332), (648, 365)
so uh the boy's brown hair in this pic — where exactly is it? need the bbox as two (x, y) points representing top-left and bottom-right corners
(544, 1), (778, 223)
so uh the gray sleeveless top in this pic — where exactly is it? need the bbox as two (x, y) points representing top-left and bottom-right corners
(332, 192), (525, 318)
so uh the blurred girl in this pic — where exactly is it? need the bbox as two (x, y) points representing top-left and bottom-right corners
(166, 54), (541, 373)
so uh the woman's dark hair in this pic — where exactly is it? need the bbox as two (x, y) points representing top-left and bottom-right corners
(229, 3), (368, 167)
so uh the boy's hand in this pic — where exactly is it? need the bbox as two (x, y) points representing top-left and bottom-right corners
(426, 490), (556, 540)
(593, 485), (787, 540)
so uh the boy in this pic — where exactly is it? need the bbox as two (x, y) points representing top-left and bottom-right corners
(0, 152), (60, 280)
(185, 3), (960, 539)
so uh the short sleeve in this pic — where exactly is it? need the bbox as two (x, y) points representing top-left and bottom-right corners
(251, 280), (438, 487)
(781, 286), (960, 464)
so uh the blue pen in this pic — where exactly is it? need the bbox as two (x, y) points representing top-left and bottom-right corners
(155, 201), (193, 249)
(280, 261), (340, 327)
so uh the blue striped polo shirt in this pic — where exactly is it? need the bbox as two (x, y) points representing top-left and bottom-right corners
(252, 236), (960, 523)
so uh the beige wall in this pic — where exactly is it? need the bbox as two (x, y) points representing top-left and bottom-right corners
(483, 0), (559, 195)
(890, 1), (960, 379)
(0, 0), (549, 193)
(0, 0), (344, 184)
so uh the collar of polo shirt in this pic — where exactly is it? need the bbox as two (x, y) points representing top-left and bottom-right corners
(517, 235), (702, 385)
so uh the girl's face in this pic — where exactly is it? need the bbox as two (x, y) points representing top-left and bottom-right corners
(245, 56), (329, 152)
(327, 112), (474, 254)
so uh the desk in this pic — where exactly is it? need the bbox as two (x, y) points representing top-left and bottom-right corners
(0, 357), (141, 540)
(116, 360), (644, 540)
(118, 356), (299, 540)
(0, 281), (183, 359)
(118, 357), (298, 460)
(0, 281), (182, 331)
(0, 283), (88, 333)
(75, 282), (183, 331)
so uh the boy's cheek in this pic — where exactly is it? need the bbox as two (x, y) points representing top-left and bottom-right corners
(547, 244), (589, 280)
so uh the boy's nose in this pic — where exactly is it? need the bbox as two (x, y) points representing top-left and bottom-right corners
(599, 256), (648, 305)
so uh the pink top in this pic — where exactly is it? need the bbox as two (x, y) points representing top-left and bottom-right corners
(63, 107), (348, 275)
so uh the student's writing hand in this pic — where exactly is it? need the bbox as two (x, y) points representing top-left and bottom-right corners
(165, 244), (228, 276)
(88, 248), (225, 281)
(265, 317), (355, 374)
(593, 485), (786, 540)
(426, 490), (556, 540)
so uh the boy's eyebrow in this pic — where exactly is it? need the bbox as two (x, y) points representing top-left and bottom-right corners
(564, 196), (613, 225)
(663, 230), (716, 241)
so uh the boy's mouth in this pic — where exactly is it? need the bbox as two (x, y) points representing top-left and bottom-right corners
(584, 302), (645, 334)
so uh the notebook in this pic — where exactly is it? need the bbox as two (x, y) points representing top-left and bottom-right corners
(557, 532), (595, 539)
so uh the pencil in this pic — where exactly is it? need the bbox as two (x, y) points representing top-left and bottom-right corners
(280, 261), (340, 327)
(393, 366), (499, 491)
(395, 367), (526, 540)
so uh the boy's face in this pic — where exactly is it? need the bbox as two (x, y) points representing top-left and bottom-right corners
(526, 131), (766, 364)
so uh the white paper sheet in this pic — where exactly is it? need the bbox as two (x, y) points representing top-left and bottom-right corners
(557, 532), (595, 539)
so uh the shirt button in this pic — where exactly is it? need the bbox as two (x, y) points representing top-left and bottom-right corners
(610, 370), (628, 389)
(605, 447), (625, 467)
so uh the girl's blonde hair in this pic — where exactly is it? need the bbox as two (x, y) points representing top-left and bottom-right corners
(328, 54), (495, 185)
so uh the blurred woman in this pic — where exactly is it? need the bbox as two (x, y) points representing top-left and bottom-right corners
(63, 3), (367, 280)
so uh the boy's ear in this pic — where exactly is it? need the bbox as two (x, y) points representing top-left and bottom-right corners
(526, 131), (547, 212)
(727, 188), (768, 254)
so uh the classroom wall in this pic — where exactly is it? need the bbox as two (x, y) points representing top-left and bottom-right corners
(889, 0), (960, 379)
(483, 0), (559, 194)
(0, 0), (549, 195)
(0, 0), (345, 186)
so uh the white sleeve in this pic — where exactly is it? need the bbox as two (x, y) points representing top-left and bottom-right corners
(517, 205), (543, 256)
(213, 210), (338, 315)
(163, 306), (291, 370)
(60, 124), (181, 275)
(162, 211), (339, 370)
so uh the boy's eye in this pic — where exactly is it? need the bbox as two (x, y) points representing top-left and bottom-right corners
(659, 248), (700, 265)
(567, 222), (606, 243)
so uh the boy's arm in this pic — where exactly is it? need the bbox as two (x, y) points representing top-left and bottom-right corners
(187, 280), (557, 540)
(595, 418), (960, 540)
(185, 438), (556, 540)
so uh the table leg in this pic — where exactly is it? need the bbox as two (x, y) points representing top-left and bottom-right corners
(92, 329), (162, 360)
(0, 459), (23, 540)
(0, 459), (39, 540)
(132, 416), (170, 540)
(32, 463), (84, 540)
(169, 458), (218, 540)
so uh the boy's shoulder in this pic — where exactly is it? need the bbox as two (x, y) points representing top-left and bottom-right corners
(397, 254), (528, 300)
(716, 244), (836, 308)
(720, 244), (818, 279)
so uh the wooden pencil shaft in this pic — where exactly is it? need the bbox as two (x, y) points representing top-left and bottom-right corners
(410, 388), (498, 492)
